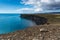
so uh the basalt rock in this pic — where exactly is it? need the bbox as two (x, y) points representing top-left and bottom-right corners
(21, 14), (48, 25)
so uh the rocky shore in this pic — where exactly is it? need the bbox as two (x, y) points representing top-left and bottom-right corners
(0, 14), (60, 40)
(0, 24), (60, 40)
(21, 14), (48, 25)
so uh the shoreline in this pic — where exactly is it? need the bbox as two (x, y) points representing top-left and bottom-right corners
(0, 14), (60, 40)
(0, 24), (60, 40)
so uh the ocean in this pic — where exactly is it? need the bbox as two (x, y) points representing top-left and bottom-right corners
(0, 14), (36, 34)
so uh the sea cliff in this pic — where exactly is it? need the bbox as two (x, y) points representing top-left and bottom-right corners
(21, 14), (48, 25)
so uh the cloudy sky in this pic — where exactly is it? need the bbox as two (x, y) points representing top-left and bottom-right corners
(0, 0), (60, 13)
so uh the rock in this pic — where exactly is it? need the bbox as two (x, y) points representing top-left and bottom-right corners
(40, 28), (48, 32)
(32, 38), (39, 40)
(21, 14), (48, 25)
(0, 25), (60, 40)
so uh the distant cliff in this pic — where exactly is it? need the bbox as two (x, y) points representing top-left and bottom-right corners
(21, 14), (48, 25)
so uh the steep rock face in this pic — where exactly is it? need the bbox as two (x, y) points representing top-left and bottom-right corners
(21, 14), (48, 25)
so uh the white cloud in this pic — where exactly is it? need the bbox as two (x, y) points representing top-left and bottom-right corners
(34, 8), (43, 12)
(41, 0), (51, 4)
(1, 0), (60, 13)
(21, 0), (59, 5)
(21, 0), (37, 5)
(55, 0), (60, 2)
(16, 8), (33, 11)
(16, 8), (33, 13)
(19, 0), (60, 13)
(16, 7), (43, 13)
(19, 0), (43, 13)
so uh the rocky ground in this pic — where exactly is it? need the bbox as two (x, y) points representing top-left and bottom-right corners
(0, 24), (60, 40)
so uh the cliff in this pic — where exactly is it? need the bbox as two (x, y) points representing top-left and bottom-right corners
(21, 14), (48, 25)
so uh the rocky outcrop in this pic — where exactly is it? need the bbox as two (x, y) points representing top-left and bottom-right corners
(21, 14), (48, 25)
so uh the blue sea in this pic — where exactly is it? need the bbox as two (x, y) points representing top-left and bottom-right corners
(0, 14), (36, 34)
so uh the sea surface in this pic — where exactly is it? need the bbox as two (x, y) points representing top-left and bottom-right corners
(0, 14), (36, 34)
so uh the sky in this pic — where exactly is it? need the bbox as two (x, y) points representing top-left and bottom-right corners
(0, 0), (60, 13)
